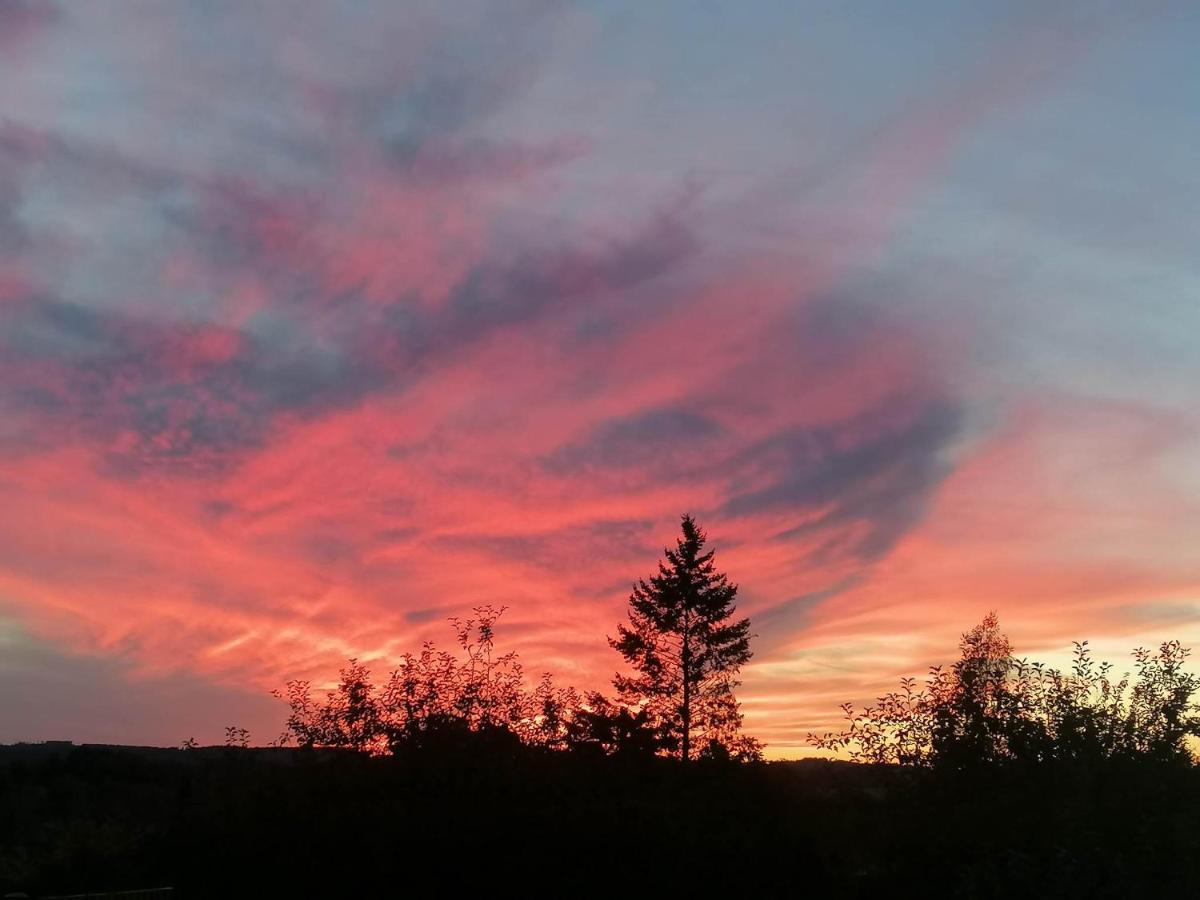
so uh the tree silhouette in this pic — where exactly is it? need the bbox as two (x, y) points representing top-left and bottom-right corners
(610, 514), (760, 761)
(810, 613), (1200, 767)
(276, 606), (579, 754)
(566, 691), (666, 757)
(931, 612), (1017, 767)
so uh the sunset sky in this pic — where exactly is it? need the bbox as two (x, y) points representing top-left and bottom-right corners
(1, 1), (1197, 756)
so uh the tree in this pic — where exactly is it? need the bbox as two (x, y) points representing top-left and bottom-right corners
(1123, 640), (1200, 763)
(566, 691), (666, 758)
(931, 612), (1016, 767)
(275, 606), (580, 755)
(610, 514), (760, 761)
(278, 657), (383, 752)
(809, 614), (1200, 768)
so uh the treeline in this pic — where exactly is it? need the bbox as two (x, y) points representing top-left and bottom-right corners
(260, 516), (1200, 772)
(810, 613), (1200, 768)
(272, 515), (764, 762)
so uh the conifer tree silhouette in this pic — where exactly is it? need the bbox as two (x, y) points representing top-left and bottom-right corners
(610, 514), (757, 761)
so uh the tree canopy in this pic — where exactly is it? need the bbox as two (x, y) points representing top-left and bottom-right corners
(609, 514), (760, 761)
(810, 613), (1200, 768)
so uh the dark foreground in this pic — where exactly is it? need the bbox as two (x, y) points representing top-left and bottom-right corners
(2, 742), (1198, 898)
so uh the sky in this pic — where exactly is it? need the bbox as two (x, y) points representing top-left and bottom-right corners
(0, 1), (1197, 757)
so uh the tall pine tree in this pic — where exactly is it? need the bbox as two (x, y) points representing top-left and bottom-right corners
(610, 514), (760, 761)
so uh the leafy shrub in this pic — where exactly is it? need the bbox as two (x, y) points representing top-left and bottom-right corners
(275, 606), (579, 754)
(810, 614), (1200, 768)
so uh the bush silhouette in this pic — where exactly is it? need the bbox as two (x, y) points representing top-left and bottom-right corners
(810, 613), (1200, 768)
(276, 606), (579, 755)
